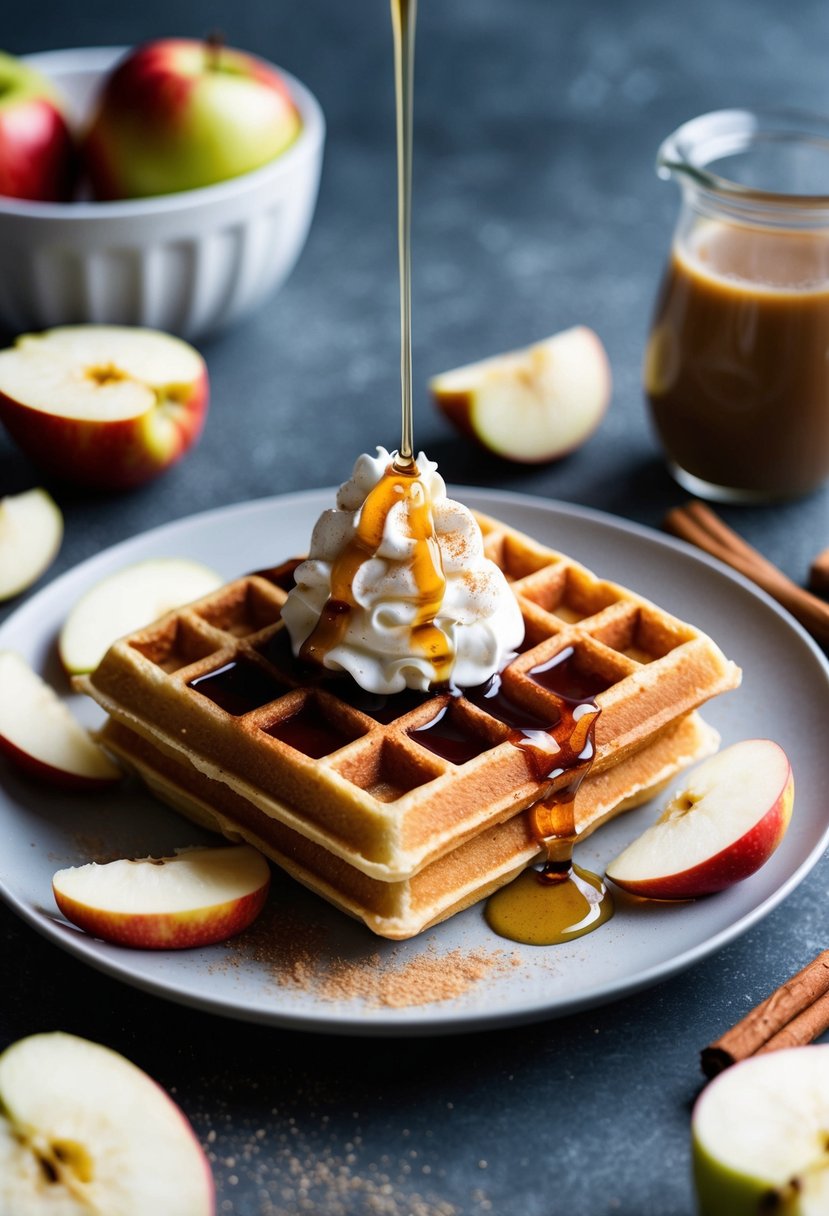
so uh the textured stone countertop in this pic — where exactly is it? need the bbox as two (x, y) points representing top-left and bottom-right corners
(1, 2), (828, 1213)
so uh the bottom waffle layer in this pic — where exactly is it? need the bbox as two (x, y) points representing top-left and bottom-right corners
(99, 713), (718, 939)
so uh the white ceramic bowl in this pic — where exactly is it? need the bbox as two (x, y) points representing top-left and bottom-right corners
(0, 47), (325, 340)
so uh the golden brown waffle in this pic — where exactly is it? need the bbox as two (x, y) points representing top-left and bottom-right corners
(99, 713), (718, 939)
(78, 511), (740, 883)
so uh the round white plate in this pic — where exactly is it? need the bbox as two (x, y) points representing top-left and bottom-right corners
(1, 489), (827, 1036)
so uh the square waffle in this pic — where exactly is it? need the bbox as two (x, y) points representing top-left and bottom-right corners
(98, 712), (718, 939)
(78, 511), (741, 888)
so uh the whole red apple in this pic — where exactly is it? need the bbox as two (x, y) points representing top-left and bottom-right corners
(0, 50), (76, 201)
(0, 325), (209, 490)
(84, 38), (302, 200)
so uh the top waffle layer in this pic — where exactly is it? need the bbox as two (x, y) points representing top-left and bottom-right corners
(79, 511), (741, 881)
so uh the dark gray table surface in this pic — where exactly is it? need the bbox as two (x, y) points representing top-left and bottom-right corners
(2, 2), (829, 1213)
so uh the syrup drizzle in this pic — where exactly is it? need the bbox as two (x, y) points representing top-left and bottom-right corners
(390, 0), (416, 466)
(298, 462), (453, 678)
(483, 651), (613, 946)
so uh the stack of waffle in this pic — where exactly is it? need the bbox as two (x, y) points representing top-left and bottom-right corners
(79, 512), (740, 939)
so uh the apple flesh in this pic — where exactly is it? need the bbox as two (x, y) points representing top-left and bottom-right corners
(85, 38), (302, 200)
(59, 557), (223, 675)
(53, 844), (271, 949)
(430, 326), (611, 463)
(0, 325), (209, 490)
(0, 650), (120, 790)
(693, 1045), (829, 1216)
(0, 51), (75, 201)
(0, 1031), (214, 1214)
(0, 487), (63, 602)
(605, 739), (793, 900)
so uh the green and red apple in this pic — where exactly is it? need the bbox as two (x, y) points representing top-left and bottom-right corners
(0, 1032), (214, 1213)
(0, 650), (121, 790)
(0, 50), (76, 201)
(59, 557), (222, 675)
(0, 487), (62, 601)
(84, 38), (302, 200)
(692, 1045), (829, 1215)
(0, 325), (208, 490)
(53, 845), (271, 949)
(431, 326), (611, 463)
(605, 739), (793, 899)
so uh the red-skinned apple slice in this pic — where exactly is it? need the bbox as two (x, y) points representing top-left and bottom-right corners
(0, 326), (209, 491)
(605, 739), (794, 900)
(0, 650), (120, 789)
(0, 1031), (214, 1214)
(431, 326), (611, 463)
(0, 487), (63, 602)
(59, 557), (223, 675)
(53, 844), (271, 949)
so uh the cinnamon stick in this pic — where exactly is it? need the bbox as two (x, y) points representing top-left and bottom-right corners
(664, 501), (829, 647)
(809, 547), (829, 597)
(701, 950), (829, 1078)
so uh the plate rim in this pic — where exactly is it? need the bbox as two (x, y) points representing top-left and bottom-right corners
(1, 487), (827, 1036)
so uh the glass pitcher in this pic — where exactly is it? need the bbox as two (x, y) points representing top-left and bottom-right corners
(644, 109), (829, 502)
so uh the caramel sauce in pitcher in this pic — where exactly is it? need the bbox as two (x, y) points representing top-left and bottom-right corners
(646, 221), (829, 498)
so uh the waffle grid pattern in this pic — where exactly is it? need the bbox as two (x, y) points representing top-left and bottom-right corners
(81, 512), (740, 882)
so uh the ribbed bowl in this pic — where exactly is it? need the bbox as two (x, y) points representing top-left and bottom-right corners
(0, 47), (325, 341)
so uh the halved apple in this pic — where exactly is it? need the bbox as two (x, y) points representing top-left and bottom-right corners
(0, 325), (209, 490)
(430, 326), (611, 462)
(692, 1045), (829, 1215)
(0, 650), (120, 789)
(0, 1031), (214, 1214)
(0, 487), (63, 601)
(605, 739), (793, 900)
(59, 557), (223, 675)
(53, 844), (271, 949)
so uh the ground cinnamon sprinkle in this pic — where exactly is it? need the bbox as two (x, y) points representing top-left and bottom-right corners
(213, 899), (519, 1009)
(318, 947), (518, 1008)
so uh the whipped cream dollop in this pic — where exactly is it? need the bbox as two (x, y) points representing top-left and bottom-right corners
(282, 448), (525, 694)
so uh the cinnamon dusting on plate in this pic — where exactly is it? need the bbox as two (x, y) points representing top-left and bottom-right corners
(212, 901), (519, 1009)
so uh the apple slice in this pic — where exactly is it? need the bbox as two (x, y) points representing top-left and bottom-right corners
(0, 326), (209, 491)
(0, 487), (63, 602)
(605, 739), (793, 900)
(0, 1031), (214, 1214)
(0, 650), (120, 789)
(59, 557), (223, 675)
(693, 1045), (829, 1216)
(430, 326), (611, 463)
(53, 844), (271, 949)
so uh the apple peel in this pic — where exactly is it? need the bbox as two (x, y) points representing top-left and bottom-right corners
(53, 845), (271, 949)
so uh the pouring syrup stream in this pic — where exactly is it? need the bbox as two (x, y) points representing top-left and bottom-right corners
(391, 0), (417, 471)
